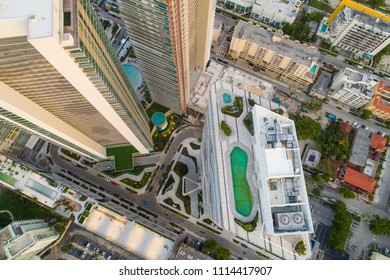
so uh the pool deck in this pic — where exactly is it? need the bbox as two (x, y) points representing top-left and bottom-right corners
(0, 155), (59, 208)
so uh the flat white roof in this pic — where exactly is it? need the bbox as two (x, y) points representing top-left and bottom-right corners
(83, 207), (174, 260)
(266, 148), (293, 177)
(0, 0), (55, 39)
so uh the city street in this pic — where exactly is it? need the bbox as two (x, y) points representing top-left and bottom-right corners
(48, 126), (266, 260)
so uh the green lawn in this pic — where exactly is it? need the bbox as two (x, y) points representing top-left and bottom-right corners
(0, 172), (18, 187)
(146, 102), (169, 118)
(107, 145), (138, 171)
(0, 187), (66, 222)
(120, 172), (151, 189)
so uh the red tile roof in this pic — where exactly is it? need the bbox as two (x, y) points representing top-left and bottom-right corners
(378, 81), (390, 94)
(340, 122), (352, 134)
(343, 167), (376, 193)
(371, 133), (387, 152)
(372, 95), (390, 114)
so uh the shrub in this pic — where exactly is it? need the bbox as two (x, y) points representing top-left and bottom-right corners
(220, 121), (232, 136)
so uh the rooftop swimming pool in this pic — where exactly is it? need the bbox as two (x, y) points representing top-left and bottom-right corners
(26, 179), (58, 200)
(123, 64), (143, 91)
(230, 147), (254, 217)
(310, 64), (318, 74)
(320, 23), (328, 33)
(0, 172), (18, 187)
(151, 112), (166, 126)
(223, 93), (232, 104)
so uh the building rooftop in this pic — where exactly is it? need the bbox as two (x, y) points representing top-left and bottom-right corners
(372, 95), (390, 114)
(343, 167), (376, 193)
(233, 21), (319, 67)
(304, 149), (321, 168)
(254, 0), (302, 19)
(350, 128), (371, 167)
(349, 7), (390, 33)
(371, 133), (387, 152)
(0, 0), (56, 40)
(173, 243), (212, 260)
(340, 122), (352, 135)
(311, 71), (332, 97)
(331, 68), (378, 99)
(252, 105), (313, 235)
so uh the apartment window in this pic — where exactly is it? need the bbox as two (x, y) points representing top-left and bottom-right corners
(64, 12), (71, 26)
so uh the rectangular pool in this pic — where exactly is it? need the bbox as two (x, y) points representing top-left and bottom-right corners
(25, 179), (58, 199)
(0, 172), (18, 187)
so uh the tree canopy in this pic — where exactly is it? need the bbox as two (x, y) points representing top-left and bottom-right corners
(360, 109), (373, 120)
(293, 115), (322, 140)
(306, 99), (323, 112)
(316, 122), (351, 161)
(202, 239), (218, 254)
(327, 201), (352, 251)
(216, 248), (231, 260)
(339, 187), (356, 199)
(369, 215), (390, 235)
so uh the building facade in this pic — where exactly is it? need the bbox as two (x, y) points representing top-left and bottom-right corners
(250, 0), (302, 27)
(329, 68), (378, 108)
(0, 219), (59, 260)
(0, 0), (152, 159)
(119, 0), (215, 113)
(318, 5), (390, 57)
(229, 21), (319, 86)
(365, 82), (390, 121)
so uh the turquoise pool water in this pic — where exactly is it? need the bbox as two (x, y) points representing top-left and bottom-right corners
(123, 64), (143, 90)
(151, 112), (166, 126)
(27, 180), (57, 199)
(223, 93), (232, 104)
(320, 23), (328, 33)
(230, 147), (253, 217)
(310, 64), (318, 73)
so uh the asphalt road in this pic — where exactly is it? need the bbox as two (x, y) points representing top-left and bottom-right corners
(49, 127), (265, 260)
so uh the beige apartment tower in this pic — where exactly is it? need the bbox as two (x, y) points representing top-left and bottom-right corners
(0, 0), (153, 159)
(119, 0), (216, 113)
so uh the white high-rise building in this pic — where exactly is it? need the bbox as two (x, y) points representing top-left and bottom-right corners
(201, 80), (313, 238)
(330, 68), (379, 108)
(0, 220), (59, 260)
(0, 0), (153, 160)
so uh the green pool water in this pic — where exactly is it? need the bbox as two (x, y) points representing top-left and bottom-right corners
(230, 147), (253, 217)
(0, 172), (18, 186)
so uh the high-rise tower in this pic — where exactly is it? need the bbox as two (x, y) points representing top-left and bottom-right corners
(0, 0), (152, 159)
(119, 0), (216, 113)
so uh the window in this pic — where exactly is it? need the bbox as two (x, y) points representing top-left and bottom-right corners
(64, 12), (71, 26)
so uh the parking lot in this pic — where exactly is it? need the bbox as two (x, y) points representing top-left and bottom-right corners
(42, 223), (143, 260)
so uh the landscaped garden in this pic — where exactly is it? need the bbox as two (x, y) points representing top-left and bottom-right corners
(221, 96), (244, 118)
(121, 172), (151, 189)
(220, 120), (232, 136)
(152, 114), (182, 151)
(0, 187), (68, 225)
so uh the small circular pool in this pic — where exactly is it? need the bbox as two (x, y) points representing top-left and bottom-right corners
(152, 112), (168, 131)
(223, 93), (232, 104)
(123, 64), (143, 91)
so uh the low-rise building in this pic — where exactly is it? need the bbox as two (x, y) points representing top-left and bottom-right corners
(303, 149), (321, 168)
(318, 4), (390, 58)
(343, 167), (376, 193)
(349, 128), (371, 167)
(309, 70), (332, 100)
(172, 243), (213, 260)
(370, 133), (387, 152)
(229, 21), (320, 86)
(364, 82), (390, 121)
(212, 20), (223, 43)
(329, 68), (378, 108)
(250, 0), (302, 27)
(0, 219), (59, 260)
(217, 0), (255, 14)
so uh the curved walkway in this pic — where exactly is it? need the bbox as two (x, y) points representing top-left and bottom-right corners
(0, 210), (14, 221)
